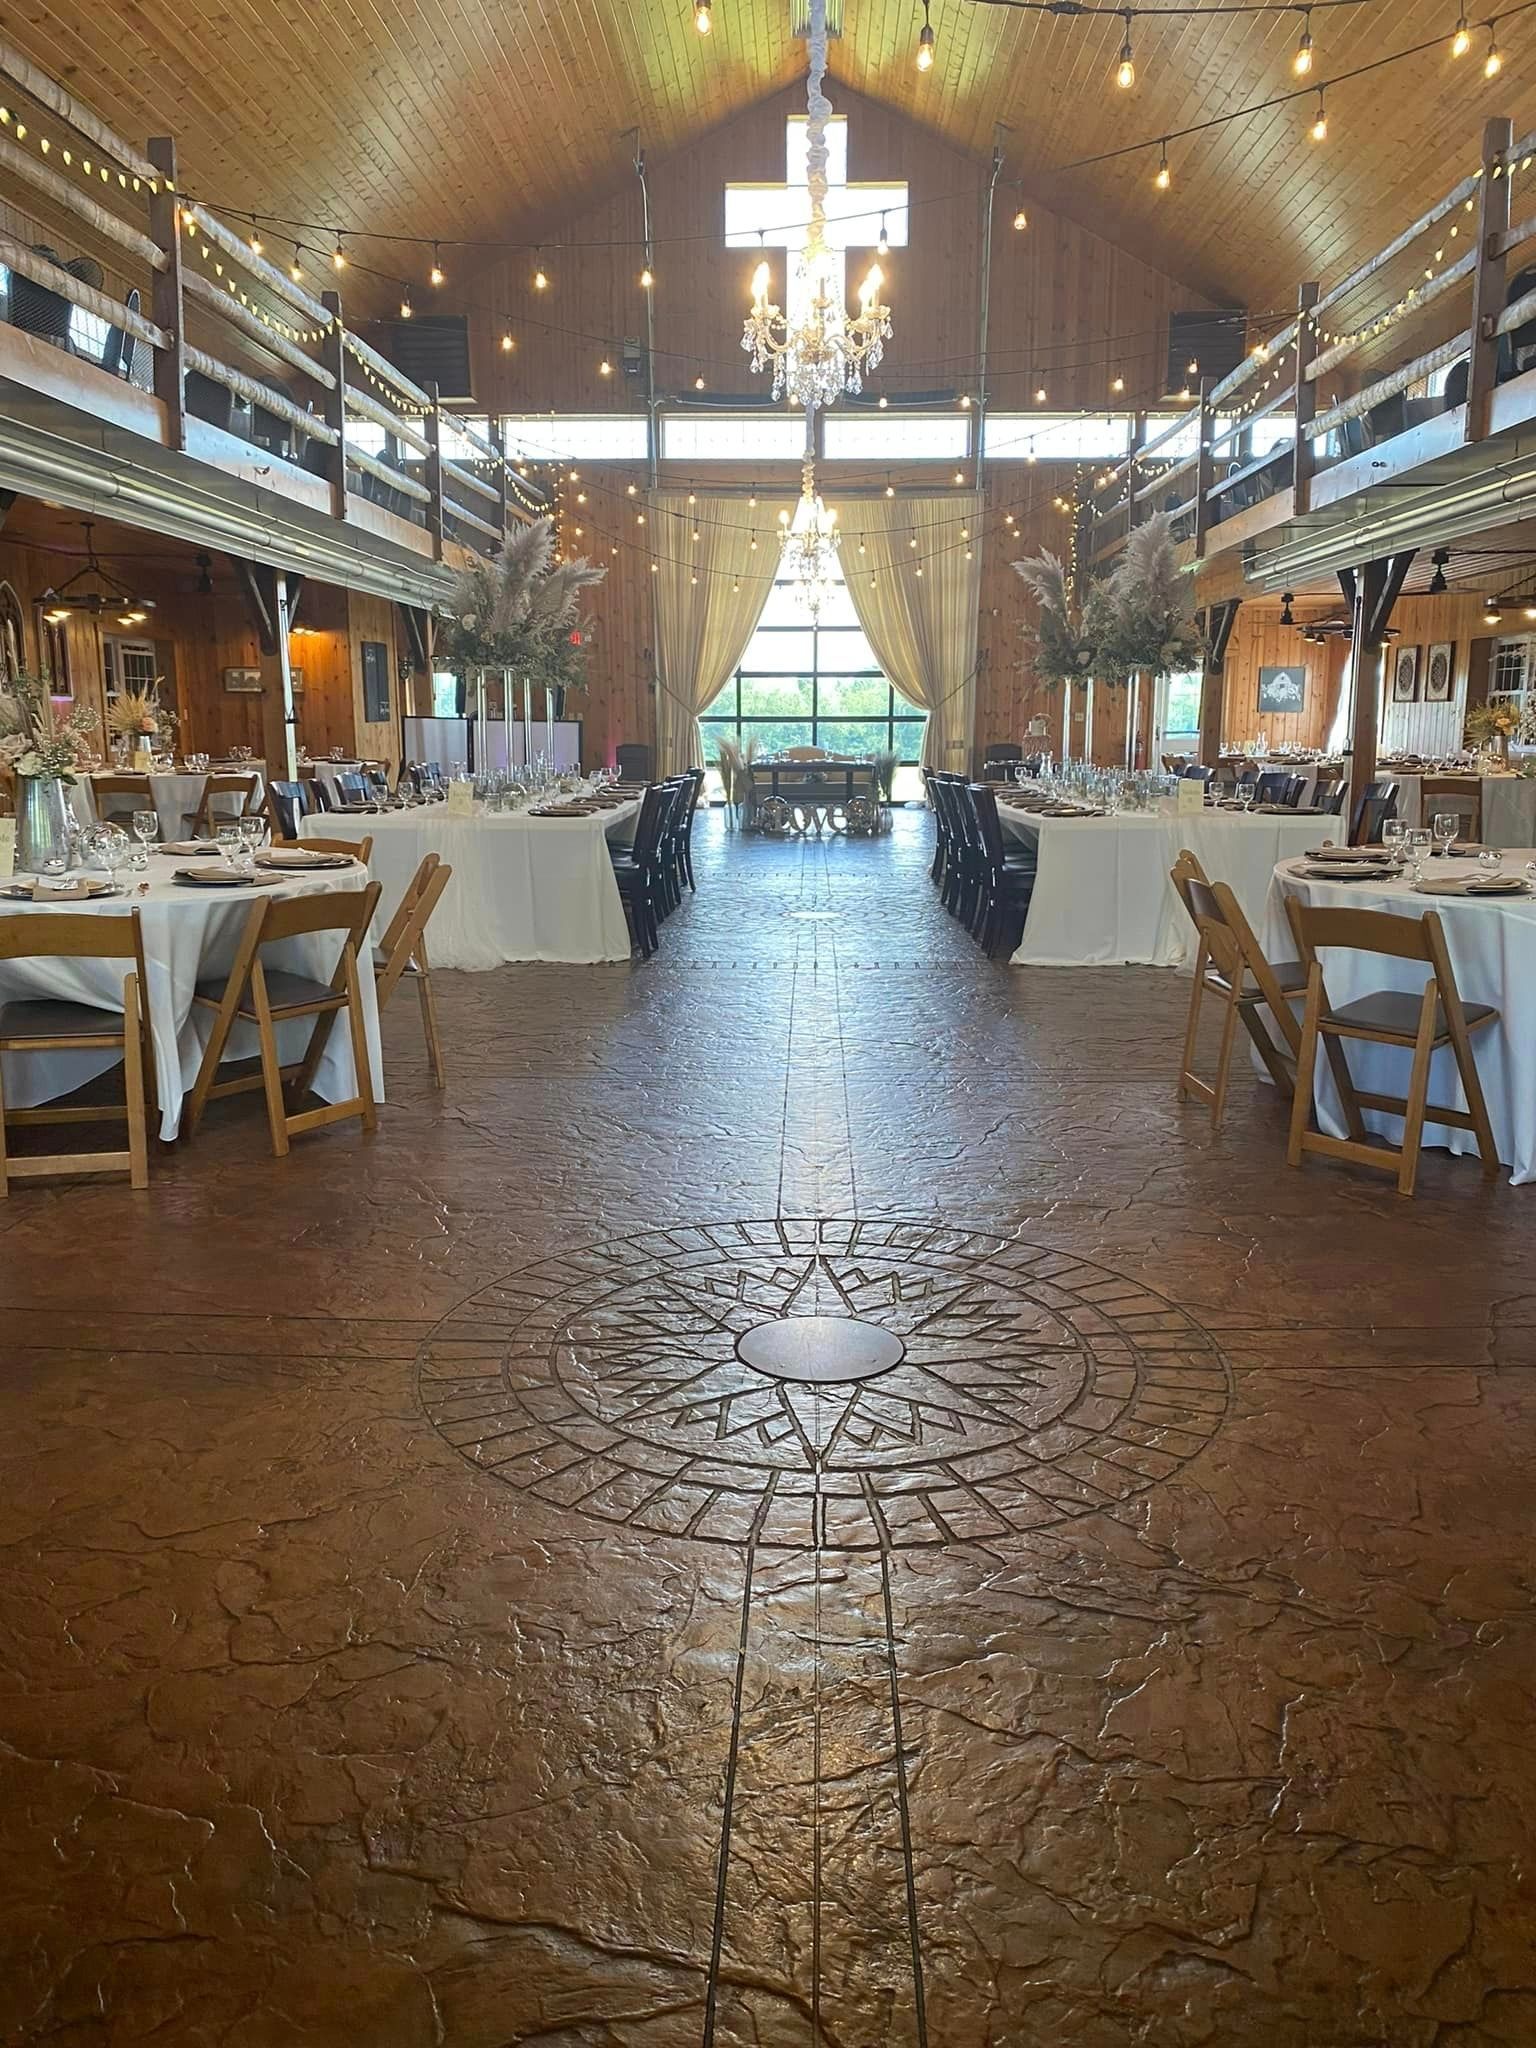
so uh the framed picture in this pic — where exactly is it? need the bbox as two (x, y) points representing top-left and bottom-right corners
(1424, 641), (1454, 703)
(289, 666), (305, 697)
(1257, 665), (1307, 715)
(1392, 645), (1420, 702)
(222, 666), (262, 694)
(361, 639), (391, 724)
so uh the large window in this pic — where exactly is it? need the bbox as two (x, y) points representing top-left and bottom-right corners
(661, 414), (806, 462)
(701, 570), (926, 761)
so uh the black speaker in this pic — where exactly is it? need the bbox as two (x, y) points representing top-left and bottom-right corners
(1166, 309), (1248, 395)
(378, 315), (473, 401)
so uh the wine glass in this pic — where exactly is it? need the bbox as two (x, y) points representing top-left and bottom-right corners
(216, 823), (243, 873)
(1406, 826), (1433, 880)
(131, 808), (160, 868)
(1381, 817), (1407, 869)
(239, 814), (267, 867)
(1234, 781), (1256, 814)
(1432, 812), (1460, 860)
(86, 823), (130, 890)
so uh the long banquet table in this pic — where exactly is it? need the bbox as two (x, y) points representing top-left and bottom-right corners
(999, 802), (1324, 967)
(302, 798), (643, 968)
(0, 853), (383, 1139)
(1266, 852), (1536, 1184)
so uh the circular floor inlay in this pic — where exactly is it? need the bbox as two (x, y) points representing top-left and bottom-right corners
(417, 1219), (1231, 1551)
(736, 1314), (905, 1384)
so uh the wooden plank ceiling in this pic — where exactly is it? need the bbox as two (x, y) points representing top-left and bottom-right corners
(6, 0), (1535, 315)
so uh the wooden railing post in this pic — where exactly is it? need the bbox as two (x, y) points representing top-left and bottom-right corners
(1291, 281), (1320, 513)
(145, 137), (185, 452)
(489, 413), (508, 539)
(1466, 116), (1514, 443)
(320, 291), (347, 521)
(1193, 376), (1214, 556)
(425, 381), (445, 560)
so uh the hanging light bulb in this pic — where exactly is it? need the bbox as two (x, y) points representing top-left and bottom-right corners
(250, 222), (264, 256)
(1034, 384), (1047, 402)
(331, 233), (347, 271)
(430, 243), (445, 286)
(400, 290), (413, 318)
(599, 358), (613, 376)
(1310, 90), (1328, 142)
(694, 0), (712, 30)
(1013, 207), (1028, 230)
(1111, 374), (1125, 393)
(289, 245), (304, 282)
(916, 0), (935, 71)
(1451, 11), (1471, 55)
(1292, 8), (1313, 75)
(1154, 141), (1170, 190)
(640, 265), (654, 288)
(695, 374), (706, 389)
(1484, 28), (1502, 75)
(501, 331), (514, 351)
(1115, 11), (1135, 89)
(533, 258), (548, 289)
(877, 214), (890, 256)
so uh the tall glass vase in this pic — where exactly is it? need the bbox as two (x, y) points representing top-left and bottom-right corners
(15, 775), (71, 874)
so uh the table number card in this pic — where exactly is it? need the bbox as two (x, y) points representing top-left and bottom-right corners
(1177, 777), (1206, 816)
(0, 818), (14, 879)
(446, 781), (475, 817)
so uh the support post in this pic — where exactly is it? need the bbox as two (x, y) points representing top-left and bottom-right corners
(320, 290), (348, 522)
(425, 381), (445, 561)
(1193, 377), (1215, 556)
(145, 137), (185, 453)
(1291, 281), (1320, 514)
(1346, 552), (1415, 835)
(1198, 598), (1240, 766)
(489, 413), (508, 538)
(1466, 117), (1514, 443)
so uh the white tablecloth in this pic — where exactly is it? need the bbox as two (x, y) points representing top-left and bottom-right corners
(77, 770), (266, 840)
(0, 854), (383, 1140)
(301, 800), (642, 968)
(1266, 854), (1536, 1184)
(1001, 805), (1324, 967)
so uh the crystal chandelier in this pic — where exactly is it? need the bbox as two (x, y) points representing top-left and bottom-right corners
(741, 0), (892, 409)
(779, 445), (841, 620)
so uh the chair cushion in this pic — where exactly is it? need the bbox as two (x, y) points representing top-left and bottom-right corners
(1325, 990), (1497, 1038)
(0, 997), (124, 1042)
(195, 967), (340, 1012)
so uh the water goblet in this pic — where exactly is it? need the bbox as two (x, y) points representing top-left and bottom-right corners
(1406, 826), (1433, 881)
(216, 824), (243, 873)
(238, 815), (267, 869)
(1432, 812), (1460, 860)
(1234, 782), (1255, 814)
(1381, 817), (1407, 869)
(131, 808), (160, 869)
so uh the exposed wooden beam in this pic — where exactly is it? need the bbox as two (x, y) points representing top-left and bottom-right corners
(1347, 551), (1415, 829)
(229, 556), (278, 656)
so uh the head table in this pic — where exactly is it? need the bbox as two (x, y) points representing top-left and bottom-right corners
(301, 797), (643, 969)
(998, 800), (1325, 967)
(0, 853), (383, 1140)
(1265, 852), (1536, 1184)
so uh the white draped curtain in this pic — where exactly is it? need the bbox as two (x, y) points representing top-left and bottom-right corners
(651, 493), (789, 774)
(840, 492), (983, 773)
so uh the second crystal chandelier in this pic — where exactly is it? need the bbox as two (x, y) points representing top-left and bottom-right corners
(741, 0), (893, 410)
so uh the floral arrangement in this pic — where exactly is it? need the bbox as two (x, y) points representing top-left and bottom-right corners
(105, 681), (178, 743)
(438, 517), (606, 694)
(714, 732), (760, 803)
(1465, 701), (1523, 747)
(1012, 513), (1204, 687)
(0, 671), (98, 782)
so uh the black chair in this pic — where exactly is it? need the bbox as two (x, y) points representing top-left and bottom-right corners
(616, 742), (652, 784)
(675, 766), (704, 893)
(332, 772), (371, 805)
(185, 367), (236, 430)
(611, 784), (669, 958)
(1180, 764), (1215, 783)
(1506, 266), (1536, 373)
(932, 775), (972, 921)
(1316, 779), (1348, 816)
(9, 247), (76, 348)
(265, 779), (312, 840)
(965, 783), (1036, 958)
(1255, 771), (1306, 807)
(922, 768), (950, 884)
(1350, 784), (1399, 845)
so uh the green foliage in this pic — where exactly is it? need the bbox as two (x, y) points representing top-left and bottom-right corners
(1012, 514), (1204, 689)
(438, 516), (606, 693)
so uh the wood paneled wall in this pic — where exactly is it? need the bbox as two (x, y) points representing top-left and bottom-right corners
(464, 81), (1214, 420)
(0, 505), (401, 769)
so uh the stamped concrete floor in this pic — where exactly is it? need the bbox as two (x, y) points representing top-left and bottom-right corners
(3, 811), (1535, 2047)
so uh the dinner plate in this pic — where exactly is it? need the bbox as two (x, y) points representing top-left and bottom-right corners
(173, 867), (272, 887)
(0, 880), (124, 900)
(1302, 861), (1394, 881)
(1414, 876), (1532, 898)
(160, 841), (221, 857)
(254, 850), (354, 870)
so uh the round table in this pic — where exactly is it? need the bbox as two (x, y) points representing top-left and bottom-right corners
(0, 852), (383, 1139)
(1265, 851), (1536, 1183)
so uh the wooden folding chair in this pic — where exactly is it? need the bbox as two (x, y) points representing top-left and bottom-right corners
(277, 835), (374, 863)
(1421, 776), (1483, 844)
(182, 882), (382, 1156)
(187, 772), (261, 838)
(373, 855), (451, 1086)
(0, 908), (152, 1193)
(1284, 898), (1501, 1197)
(1169, 851), (1307, 1125)
(91, 773), (154, 827)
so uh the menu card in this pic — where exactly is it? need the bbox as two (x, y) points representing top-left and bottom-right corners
(446, 781), (475, 817)
(1176, 777), (1206, 815)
